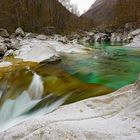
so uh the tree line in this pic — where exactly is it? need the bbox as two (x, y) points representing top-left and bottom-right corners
(0, 0), (92, 34)
(115, 0), (140, 27)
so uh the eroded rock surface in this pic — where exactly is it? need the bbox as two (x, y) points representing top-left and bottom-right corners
(0, 78), (139, 140)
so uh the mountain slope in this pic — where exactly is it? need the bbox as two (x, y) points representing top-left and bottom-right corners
(82, 0), (140, 30)
(0, 0), (79, 33)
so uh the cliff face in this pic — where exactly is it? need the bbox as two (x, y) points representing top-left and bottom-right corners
(0, 0), (79, 33)
(82, 0), (140, 30)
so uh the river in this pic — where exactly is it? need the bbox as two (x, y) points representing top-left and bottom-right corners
(0, 43), (140, 131)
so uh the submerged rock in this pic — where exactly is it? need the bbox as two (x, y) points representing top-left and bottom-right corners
(40, 55), (61, 64)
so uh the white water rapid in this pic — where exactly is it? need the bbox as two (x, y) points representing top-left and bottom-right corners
(0, 72), (68, 132)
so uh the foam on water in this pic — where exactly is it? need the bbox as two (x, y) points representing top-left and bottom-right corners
(0, 73), (69, 131)
(28, 73), (44, 99)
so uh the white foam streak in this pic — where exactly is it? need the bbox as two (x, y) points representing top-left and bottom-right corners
(0, 73), (70, 132)
(28, 73), (44, 99)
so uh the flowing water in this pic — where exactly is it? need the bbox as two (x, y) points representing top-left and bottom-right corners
(62, 43), (140, 89)
(0, 43), (140, 131)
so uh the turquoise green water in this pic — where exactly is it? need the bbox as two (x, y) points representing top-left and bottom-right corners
(0, 43), (140, 131)
(62, 43), (140, 90)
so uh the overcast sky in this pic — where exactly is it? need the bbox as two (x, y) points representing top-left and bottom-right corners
(71, 0), (96, 14)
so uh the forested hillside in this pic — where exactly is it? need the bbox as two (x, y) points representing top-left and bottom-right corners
(82, 0), (140, 30)
(0, 0), (81, 33)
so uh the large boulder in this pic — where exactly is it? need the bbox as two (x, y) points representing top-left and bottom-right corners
(0, 37), (4, 43)
(125, 34), (140, 48)
(111, 33), (123, 43)
(36, 34), (48, 40)
(125, 29), (140, 48)
(14, 39), (58, 62)
(124, 22), (137, 33)
(0, 43), (7, 56)
(128, 28), (140, 37)
(15, 27), (25, 37)
(4, 49), (14, 57)
(9, 39), (20, 50)
(0, 28), (9, 38)
(122, 28), (140, 43)
(94, 33), (110, 43)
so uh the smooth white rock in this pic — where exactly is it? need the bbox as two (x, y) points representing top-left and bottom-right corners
(4, 49), (14, 57)
(15, 27), (25, 37)
(0, 83), (139, 140)
(129, 28), (140, 36)
(14, 37), (91, 62)
(125, 34), (140, 48)
(0, 28), (9, 37)
(15, 44), (58, 62)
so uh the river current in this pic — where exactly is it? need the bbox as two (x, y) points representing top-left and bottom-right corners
(0, 43), (140, 131)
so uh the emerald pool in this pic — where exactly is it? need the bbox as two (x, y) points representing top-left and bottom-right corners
(62, 43), (140, 90)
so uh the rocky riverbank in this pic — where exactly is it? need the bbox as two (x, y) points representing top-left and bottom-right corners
(0, 27), (92, 67)
(76, 23), (140, 45)
(1, 24), (140, 67)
